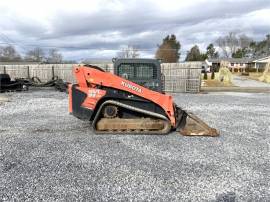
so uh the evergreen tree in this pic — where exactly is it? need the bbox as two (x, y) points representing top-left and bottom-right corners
(155, 34), (181, 63)
(232, 48), (246, 58)
(185, 45), (206, 61)
(206, 43), (219, 58)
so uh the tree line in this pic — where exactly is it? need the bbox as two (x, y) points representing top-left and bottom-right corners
(154, 32), (270, 62)
(0, 46), (66, 63)
(1, 32), (269, 63)
(117, 32), (270, 62)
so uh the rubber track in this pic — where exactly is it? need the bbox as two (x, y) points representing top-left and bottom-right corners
(92, 100), (171, 134)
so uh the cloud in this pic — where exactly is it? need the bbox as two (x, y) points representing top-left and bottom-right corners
(0, 0), (269, 61)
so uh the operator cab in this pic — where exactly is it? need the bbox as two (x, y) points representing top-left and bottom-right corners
(113, 58), (163, 92)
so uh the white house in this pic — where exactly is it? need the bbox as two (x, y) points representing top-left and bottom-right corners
(206, 56), (270, 72)
(206, 58), (253, 72)
(253, 56), (270, 71)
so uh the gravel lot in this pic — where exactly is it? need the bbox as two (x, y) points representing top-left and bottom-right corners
(0, 89), (269, 201)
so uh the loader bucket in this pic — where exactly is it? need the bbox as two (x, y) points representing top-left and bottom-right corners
(176, 107), (219, 137)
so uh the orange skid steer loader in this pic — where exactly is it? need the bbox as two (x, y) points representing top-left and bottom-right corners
(68, 64), (219, 136)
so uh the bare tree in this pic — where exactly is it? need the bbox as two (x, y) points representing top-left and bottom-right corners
(239, 34), (252, 49)
(47, 49), (63, 63)
(216, 32), (239, 57)
(0, 45), (21, 61)
(216, 36), (228, 57)
(117, 45), (140, 58)
(25, 47), (45, 62)
(227, 32), (239, 55)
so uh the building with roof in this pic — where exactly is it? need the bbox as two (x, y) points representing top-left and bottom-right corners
(206, 56), (270, 72)
(206, 58), (253, 72)
(253, 56), (270, 71)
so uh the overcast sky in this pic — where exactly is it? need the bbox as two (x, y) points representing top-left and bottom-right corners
(0, 0), (269, 61)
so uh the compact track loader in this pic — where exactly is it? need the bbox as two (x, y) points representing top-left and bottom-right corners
(69, 64), (219, 136)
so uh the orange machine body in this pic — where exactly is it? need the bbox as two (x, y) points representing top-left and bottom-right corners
(69, 66), (177, 126)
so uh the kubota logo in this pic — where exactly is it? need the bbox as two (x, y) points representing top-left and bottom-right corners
(121, 81), (142, 93)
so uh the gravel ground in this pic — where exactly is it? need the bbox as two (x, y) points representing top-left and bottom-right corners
(0, 89), (269, 201)
(0, 95), (10, 104)
(233, 75), (270, 87)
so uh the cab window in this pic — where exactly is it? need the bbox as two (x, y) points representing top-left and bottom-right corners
(118, 63), (156, 79)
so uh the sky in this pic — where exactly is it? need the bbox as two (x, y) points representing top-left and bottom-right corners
(0, 0), (269, 61)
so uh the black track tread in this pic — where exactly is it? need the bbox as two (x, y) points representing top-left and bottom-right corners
(93, 100), (171, 135)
